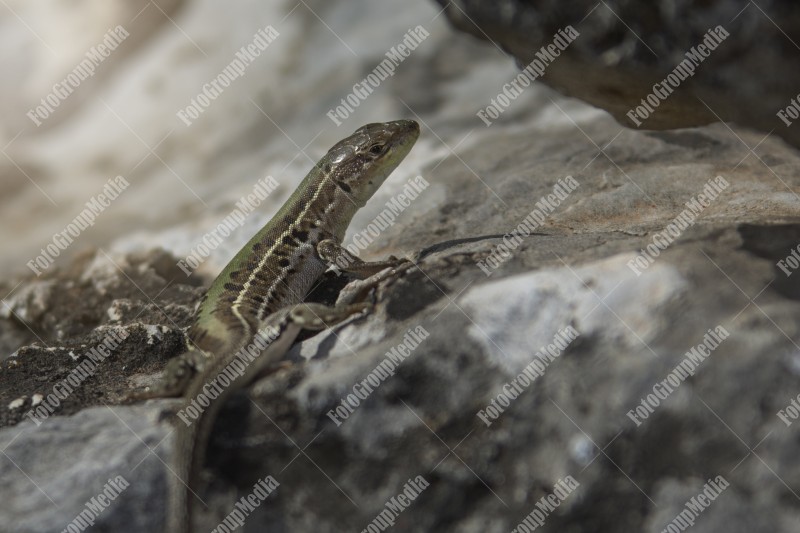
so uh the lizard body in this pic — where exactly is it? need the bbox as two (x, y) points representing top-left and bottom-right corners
(144, 120), (419, 532)
(189, 119), (419, 357)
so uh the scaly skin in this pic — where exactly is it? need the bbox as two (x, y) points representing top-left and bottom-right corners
(154, 120), (420, 533)
(189, 120), (420, 356)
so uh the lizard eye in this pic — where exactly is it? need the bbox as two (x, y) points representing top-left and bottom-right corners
(368, 143), (385, 155)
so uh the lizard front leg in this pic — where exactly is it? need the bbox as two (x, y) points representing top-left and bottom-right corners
(317, 238), (411, 278)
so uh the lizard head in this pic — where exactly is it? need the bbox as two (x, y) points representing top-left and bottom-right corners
(323, 119), (420, 207)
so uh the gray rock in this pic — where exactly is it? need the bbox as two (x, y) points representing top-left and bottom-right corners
(0, 405), (170, 533)
(434, 0), (800, 148)
(2, 0), (800, 532)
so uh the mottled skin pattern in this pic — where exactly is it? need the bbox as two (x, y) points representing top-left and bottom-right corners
(154, 120), (420, 533)
(188, 120), (420, 356)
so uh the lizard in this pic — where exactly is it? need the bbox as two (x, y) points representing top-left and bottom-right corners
(131, 119), (420, 532)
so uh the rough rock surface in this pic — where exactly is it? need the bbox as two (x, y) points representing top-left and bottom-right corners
(1, 1), (800, 533)
(435, 0), (800, 149)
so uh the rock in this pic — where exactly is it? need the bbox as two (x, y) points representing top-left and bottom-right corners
(1, 0), (799, 532)
(434, 0), (800, 149)
(0, 405), (170, 532)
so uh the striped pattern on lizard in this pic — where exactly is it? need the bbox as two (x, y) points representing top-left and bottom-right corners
(130, 119), (420, 533)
